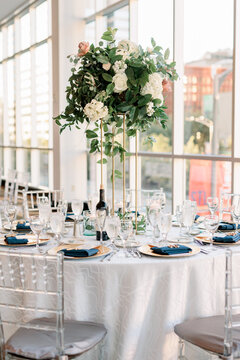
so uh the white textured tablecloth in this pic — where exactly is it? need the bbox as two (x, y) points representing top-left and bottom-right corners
(0, 227), (230, 360)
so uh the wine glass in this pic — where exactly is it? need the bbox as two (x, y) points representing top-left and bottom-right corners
(231, 195), (240, 233)
(119, 219), (133, 257)
(204, 215), (219, 249)
(4, 203), (17, 234)
(37, 196), (49, 207)
(96, 208), (107, 245)
(57, 200), (68, 218)
(50, 213), (65, 244)
(29, 216), (45, 253)
(105, 214), (120, 250)
(148, 207), (161, 240)
(72, 200), (83, 220)
(159, 213), (172, 243)
(175, 205), (184, 236)
(207, 197), (219, 216)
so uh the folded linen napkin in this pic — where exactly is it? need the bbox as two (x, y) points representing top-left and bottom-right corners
(16, 222), (31, 230)
(218, 222), (240, 231)
(60, 248), (99, 257)
(4, 236), (28, 245)
(151, 244), (192, 255)
(66, 213), (75, 222)
(213, 232), (240, 243)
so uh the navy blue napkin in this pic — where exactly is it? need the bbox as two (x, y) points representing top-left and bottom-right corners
(151, 245), (192, 255)
(61, 248), (99, 257)
(66, 213), (74, 222)
(218, 222), (240, 231)
(16, 222), (31, 230)
(213, 232), (240, 243)
(5, 236), (28, 245)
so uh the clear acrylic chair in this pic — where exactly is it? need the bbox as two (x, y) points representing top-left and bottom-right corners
(0, 251), (107, 359)
(174, 249), (240, 359)
(14, 171), (29, 205)
(4, 169), (17, 202)
(23, 190), (64, 218)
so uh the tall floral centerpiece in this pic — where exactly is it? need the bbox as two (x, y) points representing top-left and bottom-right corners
(55, 28), (178, 221)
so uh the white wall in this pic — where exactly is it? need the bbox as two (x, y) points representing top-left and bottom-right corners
(58, 0), (88, 201)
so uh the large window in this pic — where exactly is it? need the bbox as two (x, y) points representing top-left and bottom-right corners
(84, 0), (240, 211)
(0, 0), (53, 187)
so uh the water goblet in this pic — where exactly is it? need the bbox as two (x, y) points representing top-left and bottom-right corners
(159, 213), (172, 244)
(50, 213), (65, 244)
(37, 196), (49, 207)
(96, 208), (107, 245)
(57, 200), (68, 218)
(182, 204), (194, 242)
(105, 214), (120, 250)
(207, 197), (219, 216)
(231, 195), (240, 233)
(204, 215), (219, 249)
(175, 205), (184, 236)
(4, 203), (17, 234)
(38, 203), (51, 234)
(148, 207), (161, 240)
(119, 219), (133, 257)
(72, 199), (83, 220)
(29, 216), (45, 253)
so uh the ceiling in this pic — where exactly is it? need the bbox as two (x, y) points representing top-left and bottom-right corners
(0, 0), (28, 22)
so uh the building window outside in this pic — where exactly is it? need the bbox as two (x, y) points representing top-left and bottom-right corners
(0, 0), (53, 187)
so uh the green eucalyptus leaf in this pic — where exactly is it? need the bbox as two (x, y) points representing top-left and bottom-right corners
(164, 48), (170, 60)
(97, 158), (108, 164)
(102, 73), (113, 82)
(86, 130), (98, 139)
(97, 55), (109, 64)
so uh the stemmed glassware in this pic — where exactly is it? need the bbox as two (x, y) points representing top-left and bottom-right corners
(29, 216), (45, 253)
(96, 209), (107, 245)
(204, 215), (219, 248)
(207, 197), (219, 216)
(159, 213), (172, 243)
(175, 205), (184, 236)
(38, 203), (51, 234)
(105, 214), (120, 250)
(231, 195), (240, 233)
(148, 207), (161, 240)
(57, 200), (68, 219)
(4, 203), (17, 234)
(72, 200), (83, 220)
(182, 203), (194, 242)
(50, 213), (65, 244)
(119, 219), (133, 257)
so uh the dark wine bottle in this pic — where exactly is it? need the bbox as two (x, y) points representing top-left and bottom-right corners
(96, 185), (108, 241)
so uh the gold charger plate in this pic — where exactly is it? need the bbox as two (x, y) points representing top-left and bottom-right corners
(0, 234), (49, 247)
(194, 235), (240, 246)
(139, 244), (200, 258)
(48, 244), (111, 259)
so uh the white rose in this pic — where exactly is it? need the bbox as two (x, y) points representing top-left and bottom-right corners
(102, 62), (111, 71)
(113, 73), (128, 93)
(146, 102), (154, 117)
(118, 40), (139, 57)
(141, 72), (163, 101)
(83, 99), (108, 121)
(113, 60), (127, 74)
(116, 48), (129, 60)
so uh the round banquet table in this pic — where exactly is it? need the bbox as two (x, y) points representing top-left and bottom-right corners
(0, 227), (231, 360)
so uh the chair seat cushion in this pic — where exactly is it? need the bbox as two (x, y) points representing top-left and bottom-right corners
(174, 314), (240, 356)
(5, 317), (107, 359)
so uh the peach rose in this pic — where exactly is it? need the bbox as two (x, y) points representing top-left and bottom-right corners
(162, 79), (172, 93)
(102, 62), (111, 71)
(78, 41), (90, 57)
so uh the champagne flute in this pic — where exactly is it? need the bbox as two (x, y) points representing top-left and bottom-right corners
(207, 197), (219, 216)
(204, 215), (219, 249)
(119, 219), (133, 257)
(29, 216), (45, 253)
(5, 203), (17, 234)
(105, 214), (120, 250)
(50, 213), (65, 244)
(96, 208), (107, 245)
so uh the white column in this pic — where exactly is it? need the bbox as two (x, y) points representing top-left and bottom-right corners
(173, 0), (185, 209)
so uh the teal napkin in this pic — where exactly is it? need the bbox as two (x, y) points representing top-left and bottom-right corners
(213, 232), (240, 243)
(5, 236), (28, 245)
(151, 245), (192, 255)
(66, 213), (74, 222)
(218, 222), (240, 231)
(61, 248), (99, 257)
(16, 222), (31, 230)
